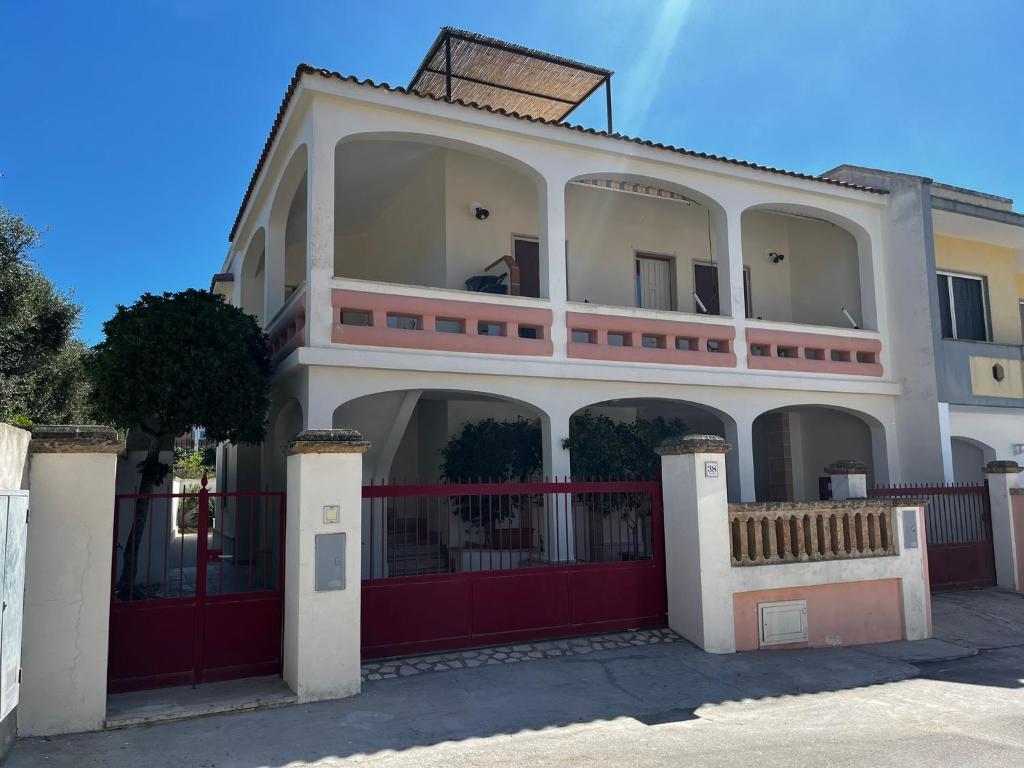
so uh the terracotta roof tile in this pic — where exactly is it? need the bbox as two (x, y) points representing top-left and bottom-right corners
(229, 64), (886, 243)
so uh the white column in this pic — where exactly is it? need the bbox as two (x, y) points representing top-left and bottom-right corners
(725, 416), (756, 502)
(540, 173), (568, 359)
(283, 429), (368, 702)
(827, 460), (868, 500)
(542, 406), (575, 562)
(656, 434), (736, 653)
(984, 461), (1022, 591)
(306, 116), (336, 347)
(719, 206), (747, 368)
(20, 426), (123, 736)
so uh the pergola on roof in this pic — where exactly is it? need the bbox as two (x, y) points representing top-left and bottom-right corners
(409, 27), (614, 129)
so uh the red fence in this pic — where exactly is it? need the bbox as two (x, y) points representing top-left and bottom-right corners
(361, 479), (666, 659)
(108, 479), (285, 693)
(869, 482), (994, 590)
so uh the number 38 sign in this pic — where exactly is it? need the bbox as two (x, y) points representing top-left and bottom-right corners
(704, 461), (720, 478)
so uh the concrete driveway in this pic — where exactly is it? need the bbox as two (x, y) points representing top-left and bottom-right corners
(10, 589), (1024, 767)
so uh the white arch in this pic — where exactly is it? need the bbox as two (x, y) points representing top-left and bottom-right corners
(741, 201), (876, 330)
(266, 144), (309, 320)
(240, 227), (266, 325)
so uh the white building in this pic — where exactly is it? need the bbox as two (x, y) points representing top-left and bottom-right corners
(213, 28), (938, 505)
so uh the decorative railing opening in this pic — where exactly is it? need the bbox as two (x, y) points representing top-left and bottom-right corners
(729, 501), (898, 566)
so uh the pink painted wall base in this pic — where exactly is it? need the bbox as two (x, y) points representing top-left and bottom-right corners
(733, 578), (904, 651)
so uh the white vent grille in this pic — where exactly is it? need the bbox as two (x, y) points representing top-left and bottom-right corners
(759, 600), (808, 646)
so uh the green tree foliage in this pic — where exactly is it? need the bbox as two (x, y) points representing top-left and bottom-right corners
(0, 205), (91, 424)
(440, 417), (543, 524)
(89, 289), (272, 596)
(172, 446), (217, 479)
(563, 410), (689, 558)
(562, 410), (688, 480)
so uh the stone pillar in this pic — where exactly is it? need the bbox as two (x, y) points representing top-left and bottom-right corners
(20, 426), (123, 736)
(984, 460), (1022, 592)
(656, 434), (736, 653)
(827, 459), (868, 501)
(283, 429), (369, 702)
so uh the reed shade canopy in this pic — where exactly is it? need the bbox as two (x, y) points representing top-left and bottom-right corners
(409, 27), (614, 129)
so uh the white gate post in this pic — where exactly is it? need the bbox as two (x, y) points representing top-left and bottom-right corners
(655, 434), (736, 654)
(20, 426), (123, 736)
(283, 429), (368, 702)
(827, 460), (868, 500)
(984, 460), (1023, 592)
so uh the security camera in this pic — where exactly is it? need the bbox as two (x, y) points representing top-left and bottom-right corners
(470, 203), (490, 220)
(769, 252), (785, 264)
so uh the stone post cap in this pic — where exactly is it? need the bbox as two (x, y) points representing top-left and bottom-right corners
(983, 459), (1022, 474)
(655, 433), (732, 456)
(286, 429), (370, 455)
(29, 425), (124, 454)
(824, 459), (868, 475)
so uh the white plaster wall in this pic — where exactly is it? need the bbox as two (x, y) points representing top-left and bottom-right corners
(949, 405), (1024, 473)
(20, 453), (117, 736)
(951, 438), (986, 483)
(742, 211), (861, 328)
(444, 149), (539, 292)
(742, 211), (793, 321)
(0, 425), (30, 491)
(565, 184), (713, 310)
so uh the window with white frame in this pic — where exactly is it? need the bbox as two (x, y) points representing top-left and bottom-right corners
(936, 270), (990, 341)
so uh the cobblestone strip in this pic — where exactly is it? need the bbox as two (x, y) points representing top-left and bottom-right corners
(361, 627), (681, 682)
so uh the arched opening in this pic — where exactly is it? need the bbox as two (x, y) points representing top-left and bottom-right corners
(333, 389), (546, 577)
(334, 136), (543, 297)
(950, 436), (994, 483)
(753, 405), (884, 501)
(565, 397), (741, 497)
(240, 228), (266, 325)
(741, 204), (872, 330)
(266, 398), (303, 493)
(564, 174), (730, 315)
(266, 145), (309, 319)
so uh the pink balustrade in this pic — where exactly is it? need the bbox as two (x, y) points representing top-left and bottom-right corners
(267, 288), (306, 365)
(566, 311), (736, 368)
(746, 326), (882, 377)
(332, 288), (554, 356)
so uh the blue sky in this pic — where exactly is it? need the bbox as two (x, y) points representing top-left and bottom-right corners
(2, 1), (1021, 344)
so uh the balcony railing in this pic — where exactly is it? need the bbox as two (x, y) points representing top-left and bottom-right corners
(566, 305), (736, 368)
(318, 279), (893, 381)
(266, 284), (306, 365)
(332, 281), (553, 357)
(746, 321), (882, 377)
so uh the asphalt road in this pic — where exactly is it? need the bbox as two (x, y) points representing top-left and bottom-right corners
(11, 640), (1024, 767)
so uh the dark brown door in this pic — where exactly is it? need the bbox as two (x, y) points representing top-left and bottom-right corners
(693, 262), (720, 315)
(514, 238), (541, 298)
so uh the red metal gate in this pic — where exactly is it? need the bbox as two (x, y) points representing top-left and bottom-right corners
(869, 482), (995, 590)
(108, 476), (285, 693)
(361, 479), (666, 659)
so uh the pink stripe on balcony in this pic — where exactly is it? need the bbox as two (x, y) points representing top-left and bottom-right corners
(331, 289), (554, 357)
(566, 311), (737, 368)
(746, 326), (883, 376)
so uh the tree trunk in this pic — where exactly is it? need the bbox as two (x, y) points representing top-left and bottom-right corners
(115, 436), (162, 599)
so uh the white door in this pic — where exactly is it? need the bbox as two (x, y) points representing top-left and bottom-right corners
(636, 256), (673, 310)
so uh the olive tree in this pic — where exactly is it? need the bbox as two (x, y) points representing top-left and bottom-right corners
(90, 289), (271, 597)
